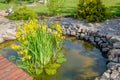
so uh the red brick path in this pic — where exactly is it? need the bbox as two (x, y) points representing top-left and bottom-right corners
(0, 56), (33, 80)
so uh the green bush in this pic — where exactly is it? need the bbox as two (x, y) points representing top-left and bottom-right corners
(75, 0), (111, 22)
(7, 6), (38, 20)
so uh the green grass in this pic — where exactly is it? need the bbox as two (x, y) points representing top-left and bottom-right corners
(102, 0), (120, 16)
(0, 0), (120, 16)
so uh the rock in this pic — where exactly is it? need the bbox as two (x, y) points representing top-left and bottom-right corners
(94, 77), (100, 80)
(108, 55), (115, 61)
(110, 36), (120, 43)
(84, 36), (89, 41)
(106, 34), (112, 40)
(106, 69), (111, 73)
(94, 37), (101, 42)
(80, 33), (85, 39)
(98, 40), (103, 46)
(2, 35), (16, 40)
(110, 66), (117, 71)
(101, 37), (107, 43)
(62, 30), (66, 35)
(111, 70), (119, 79)
(107, 62), (120, 69)
(113, 42), (120, 49)
(111, 57), (119, 63)
(78, 27), (82, 33)
(0, 37), (4, 43)
(102, 72), (110, 79)
(101, 48), (109, 53)
(6, 29), (16, 37)
(117, 67), (120, 73)
(108, 49), (120, 56)
(88, 36), (94, 42)
(70, 30), (76, 36)
(100, 43), (109, 48)
(66, 29), (71, 35)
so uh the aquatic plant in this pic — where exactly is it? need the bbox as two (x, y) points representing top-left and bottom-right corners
(11, 19), (66, 77)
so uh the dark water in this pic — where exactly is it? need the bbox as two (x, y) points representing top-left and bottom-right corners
(0, 38), (106, 80)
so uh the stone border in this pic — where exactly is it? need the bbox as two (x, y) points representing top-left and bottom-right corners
(62, 25), (120, 80)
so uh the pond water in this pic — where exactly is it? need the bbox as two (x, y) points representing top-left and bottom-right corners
(0, 38), (106, 80)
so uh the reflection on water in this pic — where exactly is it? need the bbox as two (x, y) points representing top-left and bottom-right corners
(0, 40), (18, 59)
(0, 38), (106, 80)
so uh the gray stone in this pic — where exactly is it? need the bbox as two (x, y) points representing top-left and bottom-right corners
(106, 69), (111, 73)
(80, 33), (85, 39)
(108, 49), (120, 56)
(88, 36), (94, 42)
(95, 37), (101, 42)
(78, 27), (82, 33)
(70, 30), (76, 36)
(110, 36), (120, 43)
(117, 67), (120, 73)
(111, 70), (119, 79)
(112, 57), (119, 63)
(84, 36), (89, 41)
(113, 42), (120, 49)
(102, 72), (110, 78)
(101, 48), (109, 53)
(110, 66), (117, 71)
(108, 55), (115, 61)
(66, 29), (70, 35)
(107, 62), (120, 68)
(0, 37), (4, 43)
(106, 34), (112, 40)
(98, 40), (103, 45)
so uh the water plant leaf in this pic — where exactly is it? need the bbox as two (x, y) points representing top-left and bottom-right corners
(58, 53), (64, 58)
(45, 69), (57, 75)
(36, 69), (43, 75)
(46, 63), (61, 69)
(57, 58), (66, 63)
(8, 56), (16, 61)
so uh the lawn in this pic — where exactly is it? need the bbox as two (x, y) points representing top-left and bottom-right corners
(0, 0), (120, 16)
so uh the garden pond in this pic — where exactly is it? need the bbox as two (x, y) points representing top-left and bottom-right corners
(0, 37), (106, 80)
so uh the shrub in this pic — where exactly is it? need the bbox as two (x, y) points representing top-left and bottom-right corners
(7, 6), (38, 20)
(11, 20), (66, 78)
(75, 0), (111, 22)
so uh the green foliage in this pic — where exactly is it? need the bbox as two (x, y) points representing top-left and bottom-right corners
(11, 20), (66, 78)
(7, 6), (38, 20)
(47, 0), (65, 15)
(75, 0), (111, 22)
(5, 0), (14, 3)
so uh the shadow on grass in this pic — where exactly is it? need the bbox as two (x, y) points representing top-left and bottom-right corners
(109, 3), (120, 16)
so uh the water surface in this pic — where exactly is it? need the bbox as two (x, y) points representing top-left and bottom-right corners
(0, 38), (106, 80)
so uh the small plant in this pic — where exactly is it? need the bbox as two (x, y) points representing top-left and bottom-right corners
(75, 0), (111, 22)
(11, 19), (66, 78)
(46, 0), (65, 15)
(7, 6), (38, 20)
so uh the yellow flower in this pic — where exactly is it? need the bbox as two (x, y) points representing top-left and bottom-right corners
(18, 51), (24, 55)
(61, 36), (65, 39)
(42, 26), (48, 31)
(23, 41), (28, 45)
(26, 55), (32, 60)
(11, 44), (22, 50)
(24, 49), (28, 54)
(21, 57), (25, 62)
(16, 31), (21, 38)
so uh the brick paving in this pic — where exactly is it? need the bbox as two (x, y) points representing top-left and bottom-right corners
(0, 56), (33, 80)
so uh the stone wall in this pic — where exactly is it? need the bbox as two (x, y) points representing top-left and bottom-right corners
(61, 24), (120, 80)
